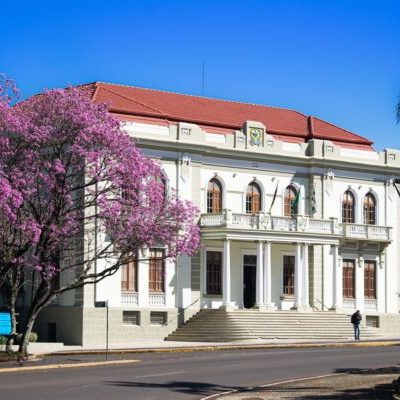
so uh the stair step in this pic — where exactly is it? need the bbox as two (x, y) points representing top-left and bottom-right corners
(167, 309), (380, 342)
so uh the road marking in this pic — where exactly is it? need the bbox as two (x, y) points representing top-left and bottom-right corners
(200, 372), (348, 400)
(134, 370), (185, 379)
(0, 359), (140, 373)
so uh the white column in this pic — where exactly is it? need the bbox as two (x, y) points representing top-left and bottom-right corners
(138, 247), (149, 307)
(294, 243), (302, 309)
(302, 244), (310, 308)
(356, 256), (364, 311)
(256, 241), (264, 307)
(263, 241), (273, 309)
(331, 244), (337, 308)
(331, 244), (342, 310)
(222, 239), (232, 307)
(377, 254), (385, 313)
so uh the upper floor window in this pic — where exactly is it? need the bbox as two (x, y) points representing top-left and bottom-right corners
(246, 182), (261, 214)
(363, 193), (376, 225)
(207, 178), (222, 213)
(284, 185), (298, 217)
(342, 190), (355, 223)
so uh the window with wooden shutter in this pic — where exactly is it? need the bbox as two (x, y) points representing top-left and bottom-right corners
(246, 182), (261, 214)
(284, 186), (297, 217)
(342, 191), (355, 223)
(364, 260), (376, 299)
(121, 255), (138, 292)
(363, 193), (376, 225)
(207, 179), (222, 213)
(149, 249), (165, 293)
(342, 259), (355, 298)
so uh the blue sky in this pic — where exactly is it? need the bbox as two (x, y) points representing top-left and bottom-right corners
(1, 0), (399, 150)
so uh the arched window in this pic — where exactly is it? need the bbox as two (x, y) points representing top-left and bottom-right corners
(246, 182), (261, 214)
(363, 193), (376, 225)
(342, 190), (355, 223)
(284, 185), (298, 217)
(207, 178), (222, 213)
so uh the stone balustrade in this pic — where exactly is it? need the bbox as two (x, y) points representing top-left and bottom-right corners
(200, 210), (391, 242)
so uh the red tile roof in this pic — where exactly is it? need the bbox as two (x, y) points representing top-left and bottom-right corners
(81, 82), (374, 150)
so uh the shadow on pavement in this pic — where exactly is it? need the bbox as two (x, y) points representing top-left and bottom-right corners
(106, 380), (243, 396)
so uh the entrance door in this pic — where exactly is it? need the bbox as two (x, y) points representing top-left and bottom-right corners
(243, 255), (257, 308)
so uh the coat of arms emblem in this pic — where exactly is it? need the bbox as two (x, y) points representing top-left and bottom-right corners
(249, 127), (263, 146)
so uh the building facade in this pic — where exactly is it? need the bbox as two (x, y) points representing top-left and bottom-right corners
(34, 83), (400, 345)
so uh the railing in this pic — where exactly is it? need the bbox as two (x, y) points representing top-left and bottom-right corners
(309, 219), (333, 233)
(149, 293), (166, 307)
(232, 214), (258, 227)
(364, 299), (378, 312)
(121, 292), (139, 306)
(199, 210), (391, 242)
(342, 223), (391, 241)
(271, 216), (297, 231)
(200, 213), (224, 226)
(343, 299), (356, 310)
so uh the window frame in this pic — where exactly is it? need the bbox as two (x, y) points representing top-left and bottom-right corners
(282, 255), (295, 296)
(206, 251), (222, 295)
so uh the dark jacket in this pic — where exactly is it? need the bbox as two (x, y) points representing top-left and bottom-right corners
(351, 312), (362, 324)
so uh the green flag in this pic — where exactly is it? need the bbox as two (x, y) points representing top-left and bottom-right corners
(291, 190), (300, 216)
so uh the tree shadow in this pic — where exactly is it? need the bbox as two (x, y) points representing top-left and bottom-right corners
(106, 380), (243, 396)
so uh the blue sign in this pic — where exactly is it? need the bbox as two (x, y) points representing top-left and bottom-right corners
(0, 312), (11, 335)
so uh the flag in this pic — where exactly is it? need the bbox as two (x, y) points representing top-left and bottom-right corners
(291, 190), (300, 216)
(311, 183), (317, 215)
(268, 180), (279, 214)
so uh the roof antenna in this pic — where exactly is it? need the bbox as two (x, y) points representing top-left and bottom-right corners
(202, 61), (205, 96)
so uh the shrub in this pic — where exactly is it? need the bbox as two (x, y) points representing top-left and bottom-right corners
(14, 332), (38, 344)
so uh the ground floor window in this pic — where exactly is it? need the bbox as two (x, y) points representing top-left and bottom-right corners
(343, 259), (355, 298)
(149, 249), (165, 292)
(121, 254), (138, 292)
(206, 251), (222, 295)
(283, 255), (295, 295)
(364, 260), (377, 299)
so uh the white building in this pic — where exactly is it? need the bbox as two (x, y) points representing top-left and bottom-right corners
(34, 82), (400, 344)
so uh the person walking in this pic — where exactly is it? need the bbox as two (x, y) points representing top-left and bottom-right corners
(351, 310), (362, 340)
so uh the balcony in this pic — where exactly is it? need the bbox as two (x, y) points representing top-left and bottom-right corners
(341, 223), (391, 242)
(200, 210), (391, 242)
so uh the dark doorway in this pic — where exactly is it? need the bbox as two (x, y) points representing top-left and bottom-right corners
(48, 322), (57, 342)
(243, 255), (257, 308)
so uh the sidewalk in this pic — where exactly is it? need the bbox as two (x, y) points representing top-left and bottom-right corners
(16, 335), (400, 356)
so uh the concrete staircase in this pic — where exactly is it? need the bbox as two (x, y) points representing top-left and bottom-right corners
(166, 309), (380, 342)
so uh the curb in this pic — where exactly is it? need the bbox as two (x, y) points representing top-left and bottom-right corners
(0, 359), (140, 373)
(44, 340), (400, 357)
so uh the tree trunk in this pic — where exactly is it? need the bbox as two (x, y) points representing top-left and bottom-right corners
(18, 312), (36, 354)
(5, 268), (20, 352)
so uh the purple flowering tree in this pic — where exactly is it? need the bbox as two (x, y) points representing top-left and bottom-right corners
(0, 79), (200, 354)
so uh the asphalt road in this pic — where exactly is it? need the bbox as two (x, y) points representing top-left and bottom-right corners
(1, 346), (400, 400)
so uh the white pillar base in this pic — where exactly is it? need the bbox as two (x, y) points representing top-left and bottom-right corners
(220, 303), (236, 311)
(256, 304), (275, 312)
